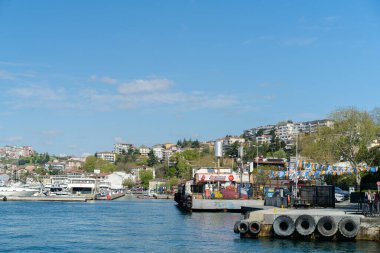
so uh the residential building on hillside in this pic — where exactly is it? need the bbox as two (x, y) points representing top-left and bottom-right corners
(244, 119), (333, 148)
(153, 145), (164, 160)
(114, 143), (134, 155)
(66, 157), (85, 171)
(220, 136), (245, 150)
(0, 145), (35, 159)
(163, 149), (173, 162)
(256, 134), (273, 145)
(139, 145), (150, 157)
(163, 143), (176, 150)
(131, 167), (155, 180)
(97, 151), (116, 163)
(45, 162), (65, 171)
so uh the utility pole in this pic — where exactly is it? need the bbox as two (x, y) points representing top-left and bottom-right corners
(295, 133), (299, 199)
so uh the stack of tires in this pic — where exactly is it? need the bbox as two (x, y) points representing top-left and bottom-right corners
(234, 220), (262, 238)
(270, 215), (360, 240)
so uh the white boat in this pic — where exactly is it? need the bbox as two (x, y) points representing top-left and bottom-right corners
(0, 186), (39, 197)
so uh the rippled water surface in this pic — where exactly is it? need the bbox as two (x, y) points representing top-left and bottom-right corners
(0, 198), (379, 252)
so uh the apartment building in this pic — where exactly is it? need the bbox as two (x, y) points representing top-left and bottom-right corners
(97, 151), (116, 163)
(139, 145), (150, 157)
(152, 145), (164, 160)
(113, 143), (134, 155)
(244, 119), (333, 147)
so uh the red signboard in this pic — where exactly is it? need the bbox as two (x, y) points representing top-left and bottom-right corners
(228, 175), (234, 181)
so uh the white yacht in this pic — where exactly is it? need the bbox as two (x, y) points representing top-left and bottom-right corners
(0, 186), (39, 197)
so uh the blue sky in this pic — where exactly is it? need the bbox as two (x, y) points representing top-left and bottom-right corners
(0, 0), (379, 156)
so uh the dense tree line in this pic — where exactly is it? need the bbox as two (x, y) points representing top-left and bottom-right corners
(176, 138), (200, 148)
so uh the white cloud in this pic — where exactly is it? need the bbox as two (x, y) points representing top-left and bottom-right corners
(90, 75), (118, 84)
(118, 79), (172, 94)
(262, 95), (276, 100)
(0, 61), (31, 67)
(5, 136), (23, 142)
(42, 129), (62, 136)
(0, 70), (18, 80)
(114, 137), (124, 143)
(9, 85), (66, 101)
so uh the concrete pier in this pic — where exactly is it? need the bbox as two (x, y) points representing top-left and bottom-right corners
(96, 192), (126, 200)
(236, 207), (380, 242)
(192, 199), (264, 212)
(2, 196), (88, 202)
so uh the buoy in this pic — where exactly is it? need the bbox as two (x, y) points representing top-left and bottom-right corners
(238, 220), (250, 234)
(295, 215), (316, 236)
(317, 216), (338, 237)
(106, 195), (112, 200)
(273, 215), (295, 237)
(338, 217), (360, 239)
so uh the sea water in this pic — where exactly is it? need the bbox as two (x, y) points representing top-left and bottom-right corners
(0, 198), (379, 253)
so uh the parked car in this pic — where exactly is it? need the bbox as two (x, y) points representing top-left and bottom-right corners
(335, 192), (345, 202)
(335, 187), (349, 200)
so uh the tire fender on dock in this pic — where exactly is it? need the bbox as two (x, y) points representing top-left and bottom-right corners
(249, 221), (261, 235)
(233, 221), (240, 234)
(272, 215), (295, 237)
(295, 215), (316, 236)
(238, 220), (250, 234)
(184, 197), (192, 210)
(317, 216), (338, 237)
(338, 217), (360, 239)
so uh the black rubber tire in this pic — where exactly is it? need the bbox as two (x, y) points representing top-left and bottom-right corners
(272, 215), (295, 237)
(238, 220), (249, 234)
(295, 215), (316, 236)
(233, 221), (240, 234)
(338, 217), (360, 238)
(249, 221), (261, 235)
(185, 200), (192, 210)
(317, 216), (338, 237)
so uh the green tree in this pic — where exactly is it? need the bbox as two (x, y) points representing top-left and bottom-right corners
(256, 129), (264, 137)
(82, 156), (115, 173)
(122, 178), (135, 189)
(300, 107), (378, 185)
(224, 141), (239, 158)
(170, 153), (192, 179)
(140, 170), (153, 189)
(272, 149), (287, 159)
(147, 150), (158, 167)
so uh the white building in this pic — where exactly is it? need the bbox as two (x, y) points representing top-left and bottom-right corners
(114, 143), (134, 155)
(104, 172), (136, 189)
(66, 157), (85, 171)
(256, 134), (272, 144)
(139, 145), (150, 157)
(153, 145), (164, 160)
(97, 151), (116, 163)
(222, 136), (245, 147)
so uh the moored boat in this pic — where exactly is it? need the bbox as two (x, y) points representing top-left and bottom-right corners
(0, 186), (39, 197)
